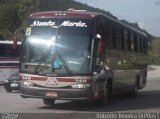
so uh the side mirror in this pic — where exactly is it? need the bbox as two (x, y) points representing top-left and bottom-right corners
(98, 41), (105, 56)
(12, 29), (24, 50)
(96, 34), (105, 57)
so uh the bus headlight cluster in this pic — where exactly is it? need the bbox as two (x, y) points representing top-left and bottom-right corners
(71, 83), (90, 89)
(22, 81), (33, 87)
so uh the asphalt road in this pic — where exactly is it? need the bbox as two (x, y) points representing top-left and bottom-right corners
(0, 70), (160, 119)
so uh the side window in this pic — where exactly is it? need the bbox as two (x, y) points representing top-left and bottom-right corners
(106, 22), (109, 48)
(0, 44), (4, 56)
(140, 36), (143, 53)
(144, 37), (148, 54)
(128, 31), (131, 51)
(108, 23), (113, 49)
(114, 25), (119, 49)
(143, 37), (146, 54)
(137, 35), (140, 53)
(95, 18), (106, 58)
(124, 29), (128, 50)
(130, 32), (134, 51)
(96, 18), (106, 42)
(121, 28), (124, 50)
(113, 25), (116, 48)
(134, 33), (138, 52)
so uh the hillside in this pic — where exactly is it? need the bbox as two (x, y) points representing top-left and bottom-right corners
(0, 0), (154, 40)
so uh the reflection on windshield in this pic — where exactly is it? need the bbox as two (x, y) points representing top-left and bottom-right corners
(56, 35), (91, 74)
(56, 35), (90, 58)
(22, 36), (55, 63)
(21, 18), (94, 76)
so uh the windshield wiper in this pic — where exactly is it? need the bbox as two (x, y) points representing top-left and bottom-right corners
(55, 49), (72, 76)
(33, 46), (52, 74)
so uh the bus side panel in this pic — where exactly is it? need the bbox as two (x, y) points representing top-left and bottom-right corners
(104, 49), (147, 94)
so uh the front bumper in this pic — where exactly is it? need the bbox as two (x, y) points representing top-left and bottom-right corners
(20, 85), (93, 101)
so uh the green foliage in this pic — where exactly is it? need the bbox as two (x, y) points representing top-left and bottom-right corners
(0, 29), (12, 40)
(148, 39), (160, 65)
(0, 0), (154, 40)
(18, 0), (37, 20)
(0, 1), (20, 39)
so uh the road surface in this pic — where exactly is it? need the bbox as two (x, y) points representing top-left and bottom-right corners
(0, 67), (160, 119)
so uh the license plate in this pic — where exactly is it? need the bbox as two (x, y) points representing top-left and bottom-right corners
(45, 92), (58, 97)
(10, 83), (18, 87)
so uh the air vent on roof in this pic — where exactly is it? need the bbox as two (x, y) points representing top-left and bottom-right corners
(67, 8), (87, 12)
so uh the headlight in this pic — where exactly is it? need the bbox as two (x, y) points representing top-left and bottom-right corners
(4, 80), (9, 83)
(21, 81), (33, 87)
(71, 83), (90, 89)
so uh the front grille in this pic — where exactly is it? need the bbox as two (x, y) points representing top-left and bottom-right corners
(32, 83), (71, 89)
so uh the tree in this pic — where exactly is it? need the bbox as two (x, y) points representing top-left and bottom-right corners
(0, 2), (19, 39)
(148, 39), (160, 65)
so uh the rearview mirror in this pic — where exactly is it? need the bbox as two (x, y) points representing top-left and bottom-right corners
(96, 34), (105, 57)
(12, 29), (24, 50)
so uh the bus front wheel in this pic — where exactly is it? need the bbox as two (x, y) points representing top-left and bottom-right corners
(96, 80), (112, 106)
(43, 98), (55, 106)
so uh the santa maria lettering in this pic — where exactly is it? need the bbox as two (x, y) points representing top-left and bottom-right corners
(60, 21), (87, 27)
(30, 20), (56, 27)
(30, 20), (87, 28)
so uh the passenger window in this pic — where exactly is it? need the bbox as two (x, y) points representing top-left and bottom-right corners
(128, 31), (131, 51)
(121, 28), (124, 50)
(134, 34), (138, 52)
(124, 30), (128, 50)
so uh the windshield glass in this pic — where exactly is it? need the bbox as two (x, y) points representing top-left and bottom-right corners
(21, 18), (94, 76)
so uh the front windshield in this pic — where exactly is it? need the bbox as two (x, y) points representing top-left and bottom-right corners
(21, 18), (94, 76)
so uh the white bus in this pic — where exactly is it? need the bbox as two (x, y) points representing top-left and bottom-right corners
(0, 40), (21, 84)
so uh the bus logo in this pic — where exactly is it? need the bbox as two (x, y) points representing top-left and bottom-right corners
(46, 78), (58, 86)
(30, 20), (87, 28)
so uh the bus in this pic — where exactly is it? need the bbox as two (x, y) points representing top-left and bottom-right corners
(0, 40), (21, 84)
(17, 10), (148, 106)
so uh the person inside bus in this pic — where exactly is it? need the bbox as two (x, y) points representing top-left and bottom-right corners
(77, 43), (90, 58)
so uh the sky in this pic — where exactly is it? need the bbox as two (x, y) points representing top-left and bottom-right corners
(75, 0), (160, 37)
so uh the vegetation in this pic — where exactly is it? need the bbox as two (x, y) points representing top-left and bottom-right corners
(148, 39), (160, 65)
(0, 0), (152, 39)
(0, 0), (159, 64)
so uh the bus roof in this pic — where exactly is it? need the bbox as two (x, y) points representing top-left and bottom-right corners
(30, 11), (98, 18)
(0, 40), (21, 45)
(29, 10), (147, 37)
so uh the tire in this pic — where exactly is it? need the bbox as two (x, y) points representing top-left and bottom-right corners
(96, 80), (112, 106)
(43, 98), (55, 106)
(129, 79), (139, 96)
(6, 88), (12, 92)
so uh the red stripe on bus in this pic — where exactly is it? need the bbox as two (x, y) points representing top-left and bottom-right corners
(31, 77), (48, 81)
(56, 78), (76, 82)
